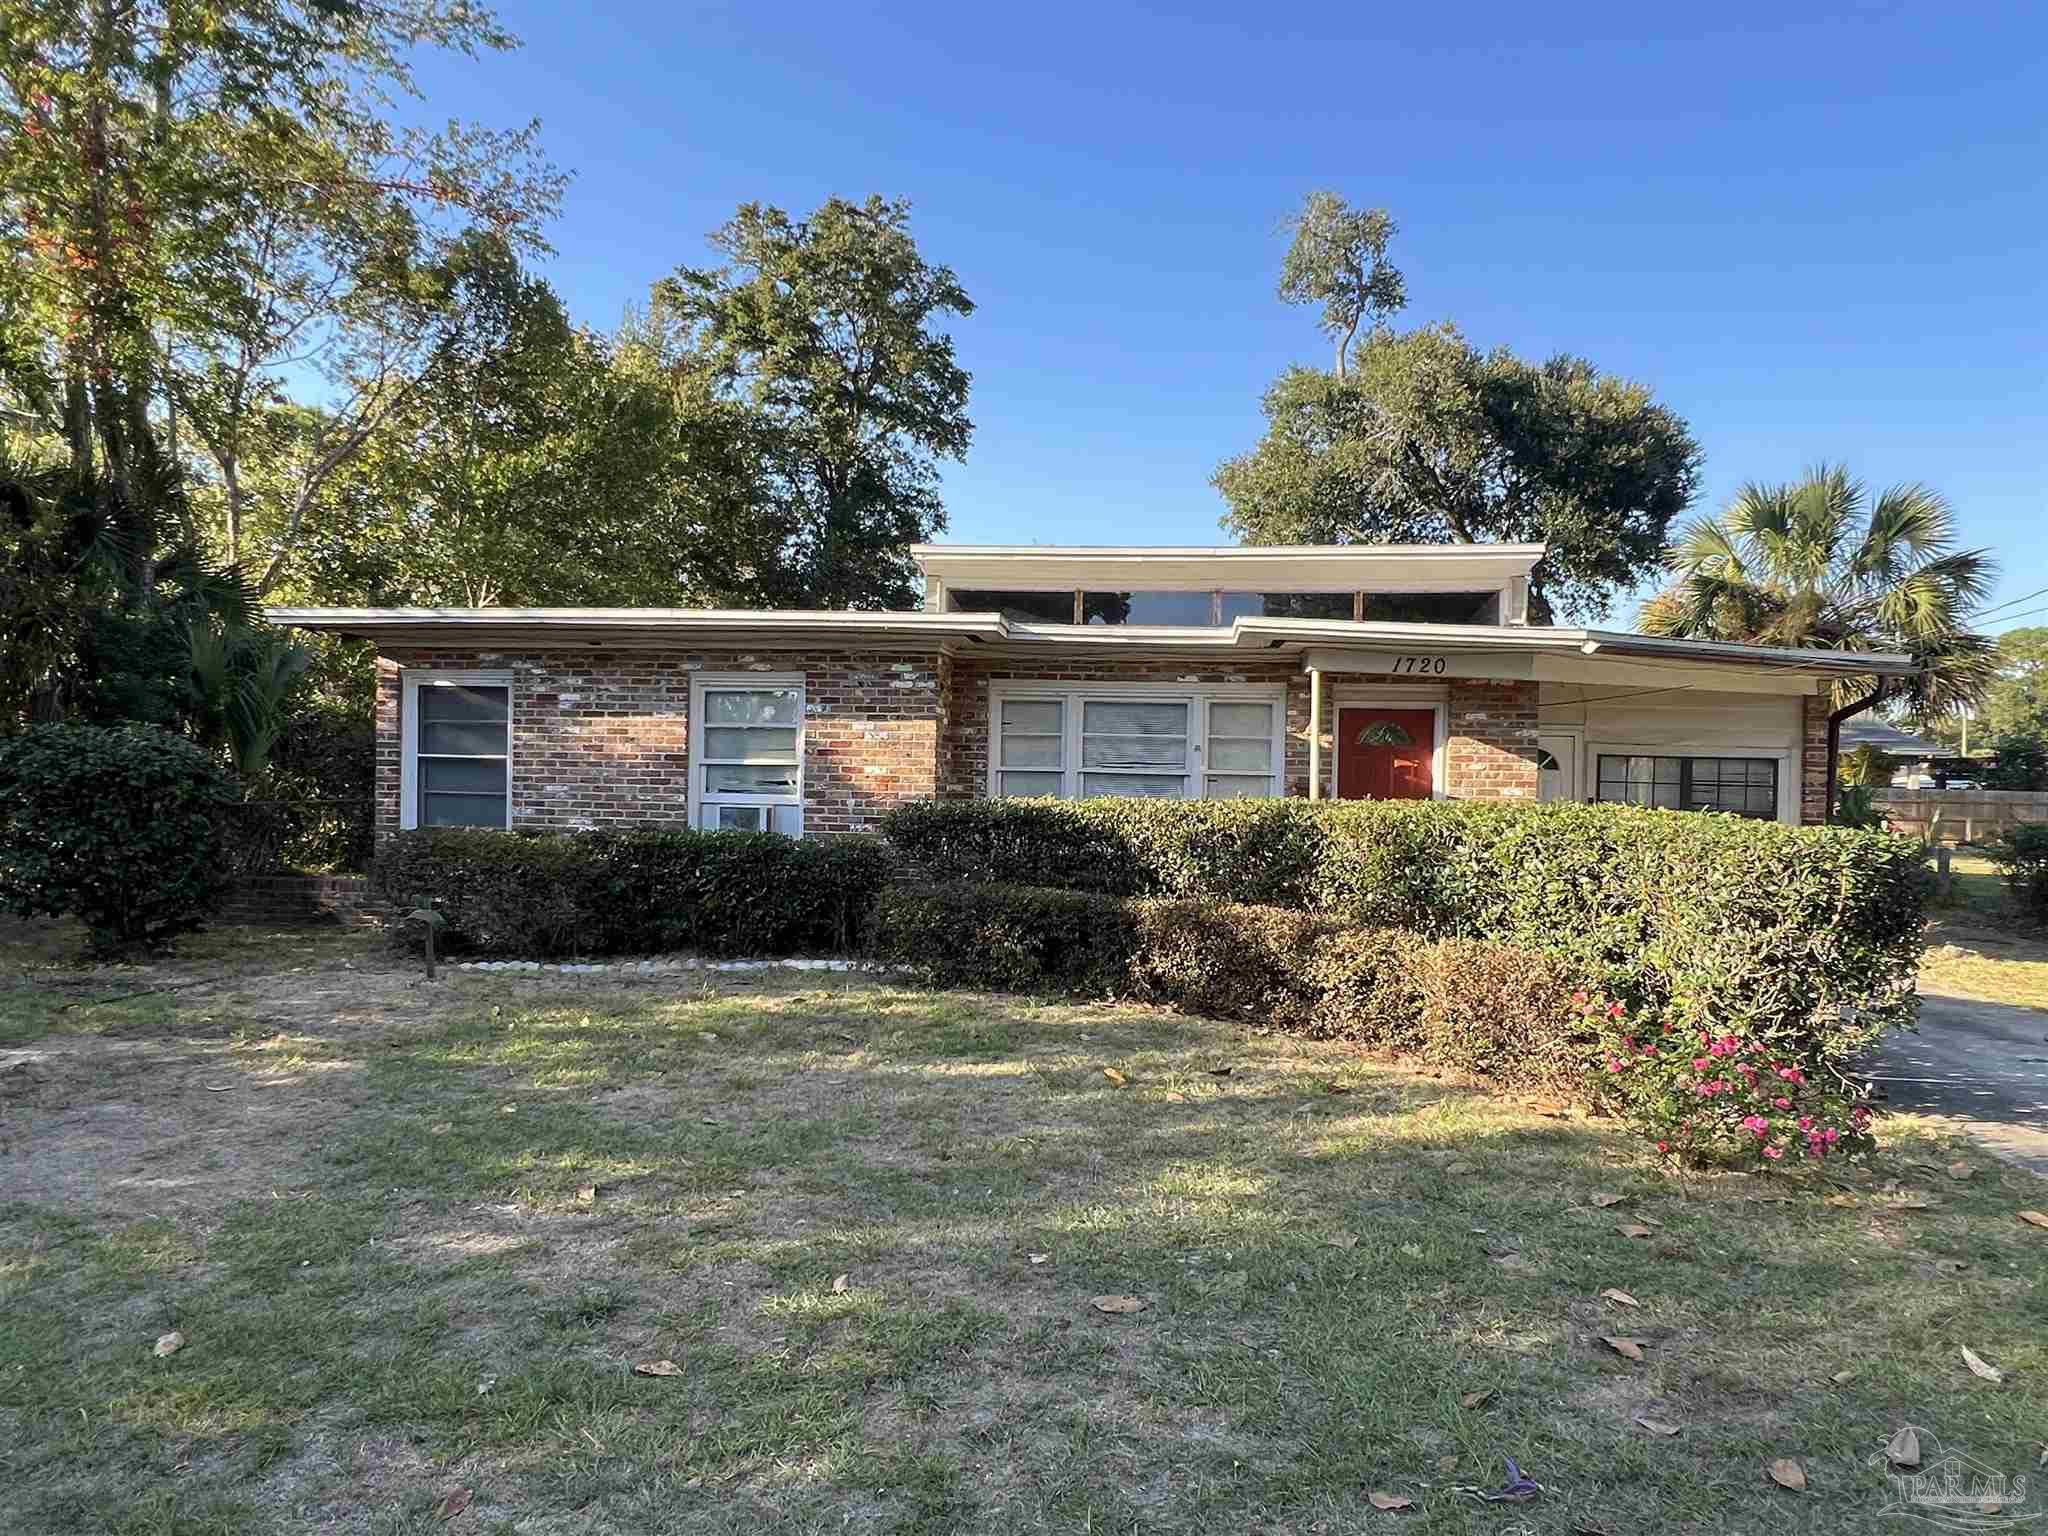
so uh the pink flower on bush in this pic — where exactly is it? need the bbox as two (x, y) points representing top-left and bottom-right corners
(1606, 1057), (1627, 1073)
(1573, 991), (1590, 1008)
(1763, 1145), (1784, 1159)
(1773, 1096), (1792, 1110)
(1693, 1056), (1714, 1072)
(1740, 1115), (1770, 1138)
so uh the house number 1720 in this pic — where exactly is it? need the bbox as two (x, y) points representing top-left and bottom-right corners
(1389, 655), (1448, 675)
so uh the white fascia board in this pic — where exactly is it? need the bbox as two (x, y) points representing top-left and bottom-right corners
(266, 607), (1009, 646)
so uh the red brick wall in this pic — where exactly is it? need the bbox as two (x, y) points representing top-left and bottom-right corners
(373, 648), (1548, 840)
(376, 647), (943, 838)
(1444, 680), (1541, 800)
(1801, 692), (1832, 825)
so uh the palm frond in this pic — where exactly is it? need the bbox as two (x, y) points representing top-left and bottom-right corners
(1851, 481), (1957, 586)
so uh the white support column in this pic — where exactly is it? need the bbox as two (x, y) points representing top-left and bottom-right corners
(1308, 667), (1323, 800)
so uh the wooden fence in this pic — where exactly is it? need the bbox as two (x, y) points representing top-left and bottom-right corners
(1874, 789), (2048, 844)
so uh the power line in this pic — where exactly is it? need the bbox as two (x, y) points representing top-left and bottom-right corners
(1969, 584), (2048, 621)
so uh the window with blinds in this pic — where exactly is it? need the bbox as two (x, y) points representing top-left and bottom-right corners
(413, 682), (509, 828)
(693, 680), (804, 834)
(990, 688), (1280, 800)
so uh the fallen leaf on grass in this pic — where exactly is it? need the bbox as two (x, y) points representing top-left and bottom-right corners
(1948, 1161), (1976, 1180)
(830, 1274), (850, 1294)
(1825, 1194), (1859, 1209)
(1599, 1287), (1639, 1307)
(1102, 1067), (1127, 1086)
(1831, 1369), (1856, 1384)
(152, 1331), (184, 1358)
(1366, 1491), (1414, 1511)
(1460, 1389), (1493, 1409)
(1633, 1415), (1681, 1437)
(1090, 1295), (1147, 1315)
(1164, 1091), (1187, 1103)
(1961, 1345), (2004, 1383)
(575, 1185), (597, 1204)
(1027, 1252), (1052, 1265)
(1768, 1458), (1806, 1491)
(1599, 1335), (1645, 1361)
(1935, 1259), (1969, 1276)
(2019, 1210), (2048, 1231)
(1437, 1454), (1459, 1474)
(1889, 1195), (1935, 1211)
(1616, 1224), (1655, 1239)
(633, 1360), (683, 1377)
(1886, 1426), (1922, 1468)
(435, 1487), (473, 1521)
(1443, 1161), (1477, 1175)
(1590, 1192), (1626, 1208)
(1325, 1233), (1360, 1250)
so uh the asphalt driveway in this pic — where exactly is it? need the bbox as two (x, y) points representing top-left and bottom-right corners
(1865, 986), (2048, 1174)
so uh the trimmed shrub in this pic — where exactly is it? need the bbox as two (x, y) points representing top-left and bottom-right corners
(870, 879), (1579, 1089)
(872, 883), (1136, 994)
(1990, 823), (2048, 927)
(1407, 937), (1580, 1094)
(0, 724), (238, 952)
(371, 826), (890, 958)
(880, 797), (1929, 1064)
(1124, 900), (1338, 1029)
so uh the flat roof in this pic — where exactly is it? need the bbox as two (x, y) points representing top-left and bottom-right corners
(270, 605), (1917, 681)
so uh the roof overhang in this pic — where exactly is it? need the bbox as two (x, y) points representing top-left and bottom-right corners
(271, 605), (1918, 694)
(908, 542), (1547, 592)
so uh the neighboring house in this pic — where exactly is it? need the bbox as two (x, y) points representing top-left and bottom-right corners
(272, 541), (1915, 839)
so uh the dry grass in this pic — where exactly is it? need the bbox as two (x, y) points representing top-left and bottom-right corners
(2, 917), (2045, 1534)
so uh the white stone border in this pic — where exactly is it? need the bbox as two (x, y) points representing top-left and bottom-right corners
(454, 957), (883, 976)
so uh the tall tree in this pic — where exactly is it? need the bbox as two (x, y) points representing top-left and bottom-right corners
(652, 196), (974, 611)
(1639, 464), (1998, 717)
(1276, 192), (1405, 375)
(0, 0), (560, 592)
(271, 260), (683, 609)
(1216, 324), (1703, 621)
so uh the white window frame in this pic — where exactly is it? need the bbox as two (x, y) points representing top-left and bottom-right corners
(400, 669), (514, 831)
(1327, 684), (1448, 800)
(987, 681), (1287, 801)
(1586, 741), (1797, 825)
(690, 672), (806, 835)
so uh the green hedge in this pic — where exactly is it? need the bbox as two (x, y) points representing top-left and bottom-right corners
(872, 881), (1577, 1092)
(881, 797), (1929, 1062)
(371, 827), (891, 958)
(0, 724), (239, 952)
(1990, 823), (2048, 927)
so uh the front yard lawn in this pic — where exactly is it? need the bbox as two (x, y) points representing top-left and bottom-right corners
(3, 922), (2044, 1534)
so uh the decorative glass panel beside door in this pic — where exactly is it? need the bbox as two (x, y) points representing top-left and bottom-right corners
(1080, 699), (1189, 797)
(417, 684), (509, 827)
(696, 685), (803, 834)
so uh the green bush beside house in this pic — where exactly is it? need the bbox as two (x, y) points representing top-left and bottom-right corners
(0, 724), (239, 952)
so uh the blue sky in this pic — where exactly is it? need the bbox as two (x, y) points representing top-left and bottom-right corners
(407, 2), (2045, 626)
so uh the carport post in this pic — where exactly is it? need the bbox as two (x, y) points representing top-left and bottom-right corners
(1308, 667), (1323, 800)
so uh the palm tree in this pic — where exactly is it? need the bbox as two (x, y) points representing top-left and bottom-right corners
(1639, 464), (1998, 721)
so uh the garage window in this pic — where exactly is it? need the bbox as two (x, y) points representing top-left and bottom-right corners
(1595, 754), (1778, 819)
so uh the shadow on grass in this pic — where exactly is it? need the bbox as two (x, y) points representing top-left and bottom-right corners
(3, 977), (2045, 1534)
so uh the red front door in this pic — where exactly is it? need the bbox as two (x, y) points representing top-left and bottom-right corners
(1336, 707), (1435, 800)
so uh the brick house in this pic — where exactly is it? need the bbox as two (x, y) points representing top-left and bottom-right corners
(272, 542), (1914, 839)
